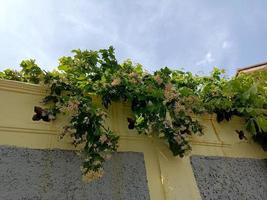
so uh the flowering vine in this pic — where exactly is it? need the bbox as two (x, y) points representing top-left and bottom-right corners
(0, 46), (266, 180)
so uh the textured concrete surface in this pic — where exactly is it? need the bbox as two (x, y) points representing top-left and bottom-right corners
(0, 146), (150, 200)
(191, 156), (267, 200)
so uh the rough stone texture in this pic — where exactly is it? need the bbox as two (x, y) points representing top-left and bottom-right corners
(0, 146), (150, 200)
(190, 156), (267, 200)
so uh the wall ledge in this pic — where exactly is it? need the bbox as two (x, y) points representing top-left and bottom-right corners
(0, 79), (47, 95)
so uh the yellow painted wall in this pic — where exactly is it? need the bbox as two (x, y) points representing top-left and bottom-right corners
(0, 79), (266, 200)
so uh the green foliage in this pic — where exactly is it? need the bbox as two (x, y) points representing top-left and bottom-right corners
(0, 60), (44, 83)
(200, 69), (267, 136)
(0, 69), (23, 81)
(20, 59), (44, 84)
(1, 46), (267, 178)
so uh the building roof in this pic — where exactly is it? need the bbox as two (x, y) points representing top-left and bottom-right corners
(236, 61), (267, 75)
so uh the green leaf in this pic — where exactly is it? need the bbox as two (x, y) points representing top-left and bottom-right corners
(58, 65), (69, 72)
(135, 64), (143, 74)
(246, 119), (257, 135)
(256, 117), (267, 132)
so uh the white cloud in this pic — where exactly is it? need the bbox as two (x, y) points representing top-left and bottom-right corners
(222, 41), (231, 49)
(196, 52), (215, 66)
(0, 0), (267, 76)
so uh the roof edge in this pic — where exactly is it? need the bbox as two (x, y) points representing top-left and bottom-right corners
(237, 61), (267, 73)
(236, 61), (267, 76)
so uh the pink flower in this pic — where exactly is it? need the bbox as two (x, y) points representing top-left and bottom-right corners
(129, 72), (138, 78)
(129, 79), (138, 84)
(111, 78), (121, 86)
(68, 100), (79, 110)
(165, 83), (173, 91)
(154, 75), (163, 85)
(99, 135), (108, 144)
(174, 135), (183, 145)
(174, 101), (185, 113)
(164, 83), (177, 102)
(62, 99), (80, 113)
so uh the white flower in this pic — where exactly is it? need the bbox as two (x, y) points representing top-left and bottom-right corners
(48, 113), (55, 120)
(181, 145), (187, 150)
(74, 137), (81, 142)
(99, 135), (108, 144)
(148, 100), (153, 106)
(70, 128), (76, 133)
(180, 125), (187, 131)
(82, 168), (104, 182)
(83, 116), (90, 124)
(105, 154), (112, 160)
(41, 111), (47, 117)
(93, 160), (102, 165)
(158, 133), (165, 138)
(82, 133), (87, 141)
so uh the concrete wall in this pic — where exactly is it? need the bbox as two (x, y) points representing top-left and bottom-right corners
(0, 79), (266, 200)
(0, 146), (150, 200)
(191, 156), (267, 200)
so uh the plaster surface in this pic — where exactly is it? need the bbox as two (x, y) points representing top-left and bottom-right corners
(191, 155), (267, 200)
(0, 146), (150, 200)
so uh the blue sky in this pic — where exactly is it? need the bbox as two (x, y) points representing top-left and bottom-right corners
(0, 0), (267, 76)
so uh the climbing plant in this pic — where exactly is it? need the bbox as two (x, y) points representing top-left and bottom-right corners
(199, 68), (267, 134)
(0, 46), (266, 179)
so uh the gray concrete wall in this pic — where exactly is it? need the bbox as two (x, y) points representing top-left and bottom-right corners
(0, 146), (150, 200)
(191, 156), (267, 200)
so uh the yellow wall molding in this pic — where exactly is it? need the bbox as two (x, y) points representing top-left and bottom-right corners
(0, 125), (58, 135)
(0, 79), (47, 95)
